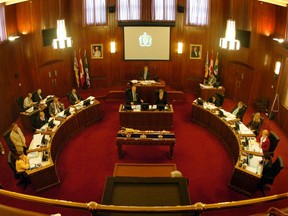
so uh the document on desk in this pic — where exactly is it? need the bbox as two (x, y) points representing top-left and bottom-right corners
(29, 134), (43, 150)
(248, 139), (263, 153)
(199, 83), (213, 89)
(238, 123), (255, 136)
(203, 102), (217, 110)
(29, 151), (42, 166)
(26, 106), (34, 113)
(247, 155), (263, 175)
(86, 96), (95, 101)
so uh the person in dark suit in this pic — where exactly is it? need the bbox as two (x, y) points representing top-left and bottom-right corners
(32, 89), (44, 103)
(208, 93), (221, 107)
(191, 46), (199, 58)
(126, 85), (143, 105)
(68, 88), (82, 105)
(231, 101), (246, 119)
(139, 66), (150, 80)
(155, 89), (167, 105)
(259, 153), (274, 186)
(35, 111), (48, 129)
(49, 97), (64, 117)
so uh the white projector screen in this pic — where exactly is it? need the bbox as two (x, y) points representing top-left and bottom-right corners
(124, 26), (170, 60)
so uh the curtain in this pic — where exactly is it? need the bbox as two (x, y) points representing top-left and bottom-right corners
(84, 0), (106, 25)
(152, 0), (175, 21)
(0, 3), (7, 42)
(117, 0), (141, 21)
(186, 0), (210, 26)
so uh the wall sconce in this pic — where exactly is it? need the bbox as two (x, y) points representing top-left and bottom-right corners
(110, 41), (116, 53)
(177, 42), (183, 54)
(274, 61), (281, 80)
(8, 35), (20, 41)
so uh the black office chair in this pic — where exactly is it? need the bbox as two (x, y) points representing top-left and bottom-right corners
(239, 104), (248, 122)
(7, 151), (30, 190)
(66, 91), (72, 104)
(215, 93), (225, 107)
(16, 96), (26, 112)
(254, 98), (269, 113)
(30, 109), (40, 131)
(268, 131), (280, 157)
(3, 129), (16, 154)
(259, 156), (284, 195)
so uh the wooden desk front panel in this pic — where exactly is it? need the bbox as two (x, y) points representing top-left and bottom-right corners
(30, 101), (101, 192)
(119, 105), (173, 131)
(190, 103), (260, 196)
(136, 81), (166, 104)
(200, 87), (225, 101)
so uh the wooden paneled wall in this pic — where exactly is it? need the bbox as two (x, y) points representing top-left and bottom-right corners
(1, 0), (288, 134)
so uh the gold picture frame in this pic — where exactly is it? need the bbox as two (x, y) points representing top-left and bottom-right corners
(190, 44), (202, 59)
(91, 44), (103, 59)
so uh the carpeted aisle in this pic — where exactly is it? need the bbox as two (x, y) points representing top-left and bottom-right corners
(0, 93), (288, 216)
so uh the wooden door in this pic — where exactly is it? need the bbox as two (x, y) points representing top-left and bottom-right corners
(223, 62), (254, 104)
(39, 64), (55, 96)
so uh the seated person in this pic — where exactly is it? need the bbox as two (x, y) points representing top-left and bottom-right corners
(32, 89), (44, 103)
(23, 93), (35, 109)
(155, 89), (167, 105)
(15, 151), (30, 173)
(68, 88), (82, 105)
(257, 129), (270, 153)
(35, 111), (48, 129)
(139, 65), (151, 80)
(49, 97), (64, 117)
(259, 153), (274, 187)
(231, 101), (246, 119)
(207, 93), (221, 107)
(10, 123), (27, 154)
(246, 112), (262, 135)
(204, 73), (217, 86)
(126, 84), (143, 105)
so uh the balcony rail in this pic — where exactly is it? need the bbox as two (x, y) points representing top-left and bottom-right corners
(0, 189), (288, 215)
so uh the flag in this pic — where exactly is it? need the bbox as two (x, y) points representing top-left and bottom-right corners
(73, 51), (80, 88)
(78, 49), (85, 87)
(204, 51), (209, 80)
(83, 50), (91, 88)
(214, 52), (219, 76)
(209, 50), (214, 76)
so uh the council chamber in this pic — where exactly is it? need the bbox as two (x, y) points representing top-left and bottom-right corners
(0, 0), (288, 216)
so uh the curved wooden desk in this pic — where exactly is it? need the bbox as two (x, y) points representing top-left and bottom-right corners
(26, 101), (101, 193)
(190, 103), (261, 196)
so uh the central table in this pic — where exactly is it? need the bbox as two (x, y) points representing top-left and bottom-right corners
(119, 104), (174, 130)
(101, 176), (190, 216)
(116, 130), (176, 159)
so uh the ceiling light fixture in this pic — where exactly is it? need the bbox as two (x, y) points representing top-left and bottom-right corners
(52, 0), (72, 49)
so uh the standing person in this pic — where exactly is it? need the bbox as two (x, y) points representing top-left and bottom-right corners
(69, 88), (82, 105)
(32, 89), (44, 103)
(49, 97), (64, 117)
(139, 66), (151, 80)
(23, 93), (34, 109)
(126, 85), (143, 105)
(258, 129), (270, 153)
(10, 123), (27, 154)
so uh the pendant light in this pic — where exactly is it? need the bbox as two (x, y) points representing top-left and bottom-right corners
(52, 0), (72, 49)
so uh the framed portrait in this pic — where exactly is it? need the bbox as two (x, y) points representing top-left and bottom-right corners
(91, 44), (103, 59)
(190, 44), (202, 59)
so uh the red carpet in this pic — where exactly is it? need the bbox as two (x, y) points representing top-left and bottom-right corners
(0, 90), (288, 216)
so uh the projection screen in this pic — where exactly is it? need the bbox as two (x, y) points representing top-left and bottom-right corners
(124, 26), (170, 60)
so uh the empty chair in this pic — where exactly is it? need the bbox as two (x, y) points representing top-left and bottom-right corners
(254, 98), (268, 113)
(7, 151), (30, 190)
(268, 131), (280, 157)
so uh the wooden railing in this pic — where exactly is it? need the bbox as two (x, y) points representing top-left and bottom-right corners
(1, 189), (288, 215)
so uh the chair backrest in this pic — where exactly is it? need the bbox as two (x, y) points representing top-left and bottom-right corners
(3, 129), (16, 153)
(66, 91), (72, 104)
(7, 151), (17, 178)
(215, 93), (225, 106)
(16, 97), (26, 112)
(268, 131), (280, 153)
(30, 109), (40, 130)
(272, 156), (284, 179)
